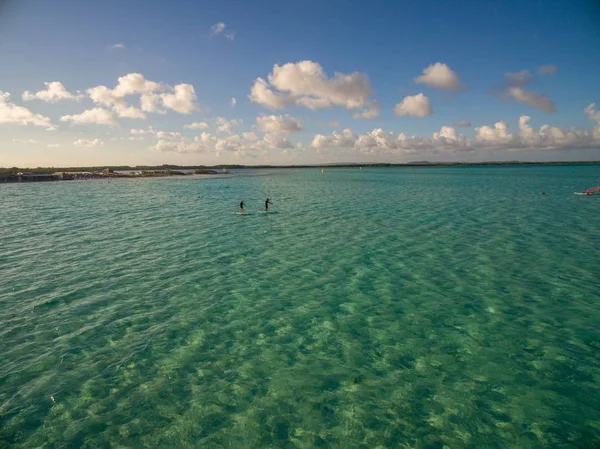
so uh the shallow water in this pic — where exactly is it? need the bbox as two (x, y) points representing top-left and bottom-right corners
(1, 166), (600, 448)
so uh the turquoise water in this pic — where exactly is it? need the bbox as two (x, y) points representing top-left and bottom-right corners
(1, 166), (600, 448)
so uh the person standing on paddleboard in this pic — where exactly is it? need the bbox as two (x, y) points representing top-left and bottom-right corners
(239, 201), (245, 213)
(265, 198), (273, 211)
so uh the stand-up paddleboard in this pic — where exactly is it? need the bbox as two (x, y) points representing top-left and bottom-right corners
(574, 192), (587, 195)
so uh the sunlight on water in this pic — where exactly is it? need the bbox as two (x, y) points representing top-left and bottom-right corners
(1, 166), (600, 448)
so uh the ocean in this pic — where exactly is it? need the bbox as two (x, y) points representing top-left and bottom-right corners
(1, 165), (600, 448)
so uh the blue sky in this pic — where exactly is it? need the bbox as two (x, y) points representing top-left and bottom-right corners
(1, 0), (599, 166)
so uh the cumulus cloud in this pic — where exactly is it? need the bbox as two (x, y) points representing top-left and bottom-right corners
(506, 87), (556, 113)
(312, 128), (356, 150)
(256, 114), (302, 133)
(231, 97), (237, 107)
(309, 110), (599, 155)
(151, 130), (296, 156)
(184, 121), (209, 130)
(453, 120), (471, 127)
(74, 138), (104, 147)
(210, 22), (235, 40)
(414, 63), (465, 91)
(249, 60), (372, 112)
(60, 108), (117, 126)
(584, 103), (600, 124)
(156, 131), (182, 139)
(353, 101), (381, 119)
(394, 93), (433, 117)
(242, 132), (258, 141)
(87, 73), (198, 118)
(537, 65), (557, 75)
(159, 84), (198, 114)
(22, 82), (83, 103)
(215, 117), (242, 134)
(0, 91), (53, 128)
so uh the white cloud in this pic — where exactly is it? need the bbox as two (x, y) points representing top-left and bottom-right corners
(453, 120), (471, 127)
(585, 103), (600, 140)
(414, 63), (465, 91)
(128, 136), (144, 141)
(12, 138), (37, 144)
(394, 93), (433, 117)
(159, 84), (198, 114)
(87, 73), (198, 118)
(353, 101), (381, 119)
(506, 87), (556, 113)
(156, 131), (182, 139)
(47, 143), (60, 148)
(249, 60), (372, 111)
(231, 97), (237, 107)
(184, 121), (209, 130)
(0, 91), (53, 128)
(74, 138), (104, 147)
(584, 103), (600, 124)
(310, 109), (600, 155)
(60, 108), (117, 126)
(216, 116), (242, 134)
(150, 130), (297, 156)
(329, 121), (341, 128)
(263, 133), (293, 149)
(312, 128), (356, 150)
(256, 114), (302, 133)
(249, 78), (294, 110)
(210, 22), (235, 40)
(242, 132), (258, 141)
(537, 65), (557, 75)
(22, 82), (83, 103)
(130, 126), (156, 135)
(111, 43), (126, 49)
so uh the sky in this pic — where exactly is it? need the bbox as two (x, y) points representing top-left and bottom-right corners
(1, 0), (599, 167)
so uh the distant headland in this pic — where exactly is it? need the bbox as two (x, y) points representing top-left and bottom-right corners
(1, 161), (598, 183)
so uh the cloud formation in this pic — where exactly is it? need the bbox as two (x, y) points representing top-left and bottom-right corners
(216, 117), (242, 134)
(210, 22), (235, 40)
(184, 122), (209, 130)
(353, 101), (381, 119)
(156, 131), (182, 139)
(22, 82), (83, 103)
(311, 110), (600, 155)
(74, 138), (104, 147)
(249, 60), (373, 112)
(111, 43), (126, 49)
(60, 108), (117, 126)
(501, 69), (556, 113)
(0, 91), (53, 128)
(415, 63), (465, 91)
(87, 73), (198, 119)
(256, 114), (302, 133)
(394, 93), (433, 117)
(231, 97), (237, 108)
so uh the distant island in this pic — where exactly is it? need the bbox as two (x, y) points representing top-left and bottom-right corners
(0, 167), (224, 183)
(1, 161), (598, 183)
